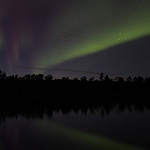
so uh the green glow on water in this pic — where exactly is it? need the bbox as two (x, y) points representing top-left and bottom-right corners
(36, 120), (144, 150)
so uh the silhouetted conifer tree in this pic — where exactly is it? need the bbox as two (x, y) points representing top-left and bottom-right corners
(100, 73), (104, 81)
(80, 76), (87, 81)
(104, 75), (110, 82)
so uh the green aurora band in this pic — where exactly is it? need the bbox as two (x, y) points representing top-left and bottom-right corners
(35, 0), (150, 72)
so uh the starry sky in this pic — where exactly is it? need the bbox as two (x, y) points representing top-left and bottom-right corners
(0, 0), (150, 78)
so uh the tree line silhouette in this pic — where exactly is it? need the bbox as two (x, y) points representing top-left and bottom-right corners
(1, 69), (150, 82)
(0, 69), (150, 124)
(0, 69), (150, 103)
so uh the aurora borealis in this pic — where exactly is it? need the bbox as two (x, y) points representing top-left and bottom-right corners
(0, 0), (150, 77)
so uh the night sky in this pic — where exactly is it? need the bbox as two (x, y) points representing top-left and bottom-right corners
(0, 0), (150, 78)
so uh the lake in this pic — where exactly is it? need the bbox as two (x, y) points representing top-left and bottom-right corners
(0, 104), (150, 150)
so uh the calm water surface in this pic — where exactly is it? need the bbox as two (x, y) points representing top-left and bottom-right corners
(0, 106), (150, 150)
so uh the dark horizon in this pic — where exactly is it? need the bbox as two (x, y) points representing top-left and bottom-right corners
(1, 68), (150, 81)
(1, 68), (150, 103)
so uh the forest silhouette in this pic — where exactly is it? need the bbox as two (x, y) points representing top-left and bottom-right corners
(0, 69), (150, 123)
(0, 69), (150, 101)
